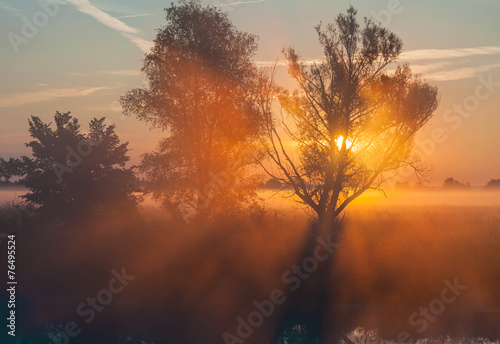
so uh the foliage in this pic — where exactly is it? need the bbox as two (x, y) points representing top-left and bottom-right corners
(0, 157), (22, 182)
(262, 6), (439, 223)
(0, 201), (36, 231)
(443, 177), (469, 189)
(120, 0), (266, 222)
(485, 178), (500, 189)
(264, 178), (284, 189)
(1, 111), (139, 228)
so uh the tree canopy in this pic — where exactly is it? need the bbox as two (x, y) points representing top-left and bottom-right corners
(2, 112), (139, 227)
(443, 177), (469, 189)
(262, 6), (439, 224)
(120, 0), (266, 222)
(485, 179), (500, 189)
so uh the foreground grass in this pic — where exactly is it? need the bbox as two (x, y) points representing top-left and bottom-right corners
(1, 190), (500, 343)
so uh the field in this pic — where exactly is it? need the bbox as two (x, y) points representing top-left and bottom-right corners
(2, 188), (500, 343)
(262, 189), (500, 342)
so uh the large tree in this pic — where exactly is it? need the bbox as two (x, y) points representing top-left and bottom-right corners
(120, 0), (266, 223)
(2, 112), (139, 228)
(263, 6), (439, 228)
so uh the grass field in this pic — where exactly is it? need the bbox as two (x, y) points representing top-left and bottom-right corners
(2, 188), (500, 343)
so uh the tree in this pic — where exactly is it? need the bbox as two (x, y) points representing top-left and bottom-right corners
(262, 6), (439, 228)
(0, 157), (21, 183)
(485, 178), (500, 189)
(120, 0), (265, 223)
(443, 177), (469, 189)
(264, 178), (284, 189)
(0, 158), (9, 182)
(394, 181), (411, 191)
(2, 111), (139, 228)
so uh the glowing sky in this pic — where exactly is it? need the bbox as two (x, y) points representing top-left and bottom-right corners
(0, 0), (499, 186)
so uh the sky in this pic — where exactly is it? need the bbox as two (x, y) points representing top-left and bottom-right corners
(0, 0), (499, 186)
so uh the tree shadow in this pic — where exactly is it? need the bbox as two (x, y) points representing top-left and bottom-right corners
(271, 217), (346, 344)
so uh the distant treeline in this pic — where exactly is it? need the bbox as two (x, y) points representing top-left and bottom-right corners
(394, 178), (500, 191)
(0, 180), (22, 187)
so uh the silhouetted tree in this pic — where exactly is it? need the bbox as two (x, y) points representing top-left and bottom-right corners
(260, 9), (439, 343)
(443, 177), (469, 189)
(0, 158), (8, 182)
(262, 6), (439, 229)
(2, 111), (139, 228)
(0, 157), (21, 183)
(264, 178), (283, 189)
(120, 0), (266, 223)
(414, 181), (430, 190)
(485, 178), (500, 189)
(394, 181), (411, 191)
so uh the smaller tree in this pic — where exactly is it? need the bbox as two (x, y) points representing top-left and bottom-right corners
(394, 181), (411, 191)
(2, 111), (139, 228)
(443, 177), (469, 189)
(264, 178), (284, 189)
(485, 179), (500, 189)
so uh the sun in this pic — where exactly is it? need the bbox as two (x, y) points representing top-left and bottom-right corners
(335, 135), (353, 150)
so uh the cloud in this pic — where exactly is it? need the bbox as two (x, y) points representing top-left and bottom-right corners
(400, 46), (500, 61)
(255, 60), (286, 67)
(60, 71), (89, 77)
(117, 13), (154, 19)
(0, 87), (112, 108)
(0, 0), (22, 16)
(59, 70), (143, 77)
(255, 58), (322, 67)
(65, 0), (138, 34)
(384, 61), (456, 75)
(396, 47), (500, 81)
(261, 46), (500, 66)
(257, 46), (500, 81)
(423, 63), (500, 82)
(407, 61), (455, 74)
(63, 0), (153, 53)
(215, 0), (269, 6)
(121, 33), (154, 53)
(99, 70), (141, 76)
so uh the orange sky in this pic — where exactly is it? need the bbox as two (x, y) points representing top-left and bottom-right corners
(0, 0), (499, 186)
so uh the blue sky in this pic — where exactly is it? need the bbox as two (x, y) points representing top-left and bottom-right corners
(1, 0), (499, 185)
